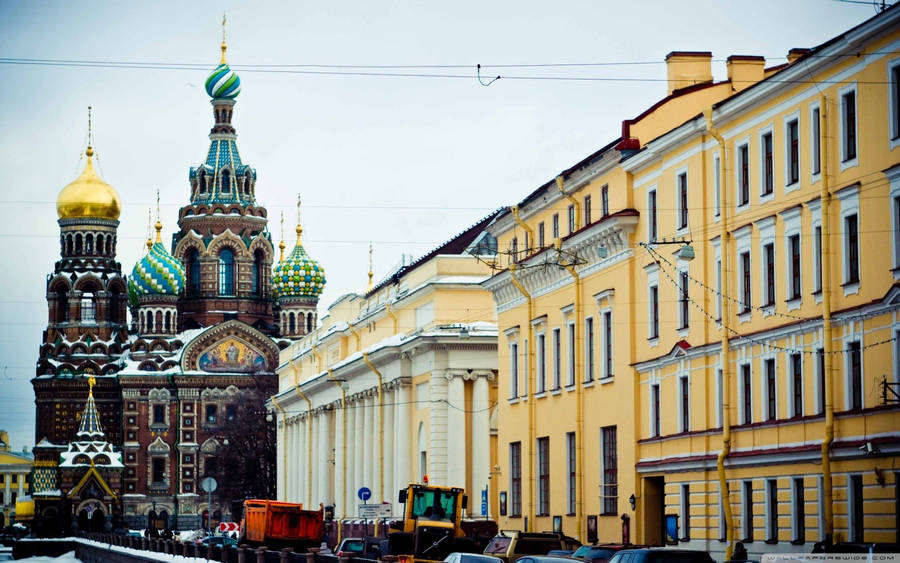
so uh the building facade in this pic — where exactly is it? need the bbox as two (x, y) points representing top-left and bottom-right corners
(0, 431), (33, 528)
(272, 215), (500, 521)
(482, 5), (900, 559)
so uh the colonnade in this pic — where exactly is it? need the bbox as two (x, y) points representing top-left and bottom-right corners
(277, 370), (494, 519)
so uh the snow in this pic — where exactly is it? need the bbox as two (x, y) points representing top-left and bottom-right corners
(14, 552), (82, 563)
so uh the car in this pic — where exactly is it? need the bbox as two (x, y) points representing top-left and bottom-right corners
(514, 557), (582, 563)
(484, 531), (581, 563)
(336, 537), (366, 557)
(546, 551), (574, 557)
(608, 548), (714, 563)
(444, 553), (505, 563)
(200, 535), (238, 548)
(572, 544), (640, 563)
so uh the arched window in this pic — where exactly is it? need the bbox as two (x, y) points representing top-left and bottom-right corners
(56, 288), (68, 323)
(165, 311), (171, 332)
(187, 249), (200, 296)
(251, 249), (264, 296)
(218, 249), (235, 296)
(81, 293), (96, 323)
(66, 234), (73, 256)
(106, 236), (112, 256)
(244, 176), (251, 195)
(85, 234), (93, 255)
(197, 170), (207, 194)
(220, 169), (231, 193)
(75, 234), (83, 254)
(307, 313), (313, 333)
(155, 311), (163, 332)
(146, 311), (154, 333)
(288, 312), (296, 334)
(107, 289), (119, 323)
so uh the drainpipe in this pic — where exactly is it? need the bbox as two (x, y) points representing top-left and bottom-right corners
(327, 368), (348, 541)
(511, 205), (535, 256)
(559, 240), (584, 542)
(385, 302), (399, 333)
(508, 263), (535, 530)
(270, 395), (288, 500)
(291, 359), (314, 507)
(819, 94), (835, 540)
(312, 343), (324, 373)
(362, 353), (385, 503)
(348, 323), (362, 353)
(704, 108), (734, 561)
(556, 176), (581, 231)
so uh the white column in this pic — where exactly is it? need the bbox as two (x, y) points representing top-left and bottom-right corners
(276, 420), (285, 500)
(318, 409), (330, 507)
(311, 412), (320, 506)
(363, 394), (374, 493)
(395, 383), (411, 506)
(447, 374), (467, 488)
(324, 408), (335, 504)
(285, 420), (293, 501)
(354, 396), (364, 496)
(381, 387), (393, 503)
(373, 392), (382, 504)
(297, 416), (306, 506)
(334, 405), (345, 517)
(472, 375), (491, 516)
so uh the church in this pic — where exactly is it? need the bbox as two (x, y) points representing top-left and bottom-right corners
(30, 34), (325, 533)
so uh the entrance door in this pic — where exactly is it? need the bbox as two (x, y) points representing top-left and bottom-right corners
(643, 477), (665, 546)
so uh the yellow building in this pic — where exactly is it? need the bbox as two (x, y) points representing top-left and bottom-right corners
(483, 5), (900, 558)
(0, 431), (33, 527)
(272, 213), (501, 521)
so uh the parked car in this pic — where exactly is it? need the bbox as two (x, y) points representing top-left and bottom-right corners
(200, 535), (238, 548)
(484, 531), (581, 563)
(336, 537), (366, 557)
(546, 551), (575, 557)
(572, 544), (640, 563)
(514, 557), (583, 563)
(608, 548), (713, 563)
(445, 553), (505, 563)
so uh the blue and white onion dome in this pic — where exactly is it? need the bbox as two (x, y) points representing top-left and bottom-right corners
(205, 62), (241, 99)
(272, 226), (326, 299)
(128, 222), (185, 301)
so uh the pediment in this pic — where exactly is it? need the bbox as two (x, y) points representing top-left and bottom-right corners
(181, 320), (279, 374)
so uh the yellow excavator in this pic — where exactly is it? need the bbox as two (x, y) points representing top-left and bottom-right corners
(390, 483), (477, 563)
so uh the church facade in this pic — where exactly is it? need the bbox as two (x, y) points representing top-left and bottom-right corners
(30, 38), (325, 532)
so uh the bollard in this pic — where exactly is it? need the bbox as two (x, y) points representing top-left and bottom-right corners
(237, 545), (246, 563)
(222, 544), (230, 563)
(339, 556), (351, 563)
(306, 551), (317, 563)
(256, 546), (268, 563)
(280, 547), (293, 563)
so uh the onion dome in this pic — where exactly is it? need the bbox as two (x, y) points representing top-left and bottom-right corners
(57, 146), (122, 220)
(128, 221), (185, 297)
(205, 63), (241, 99)
(272, 225), (326, 298)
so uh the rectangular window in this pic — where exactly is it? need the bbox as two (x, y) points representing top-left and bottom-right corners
(764, 243), (775, 306)
(226, 404), (236, 422)
(849, 475), (864, 541)
(651, 384), (661, 437)
(787, 119), (800, 185)
(537, 437), (550, 516)
(793, 478), (806, 543)
(842, 90), (857, 162)
(537, 333), (546, 393)
(679, 271), (690, 329)
(716, 258), (722, 320)
(679, 375), (690, 432)
(767, 479), (778, 542)
(552, 213), (559, 239)
(817, 348), (825, 414)
(567, 205), (575, 234)
(812, 106), (821, 175)
(566, 432), (576, 515)
(601, 425), (618, 515)
(741, 251), (752, 312)
(894, 195), (900, 268)
(743, 480), (754, 541)
(892, 62), (900, 140)
(567, 323), (575, 387)
(814, 225), (823, 293)
(585, 317), (594, 383)
(766, 358), (776, 421)
(792, 353), (803, 417)
(153, 404), (165, 425)
(585, 194), (593, 224)
(538, 222), (545, 249)
(763, 132), (774, 195)
(152, 458), (165, 484)
(603, 311), (613, 378)
(681, 484), (691, 540)
(205, 404), (217, 425)
(601, 185), (609, 217)
(677, 172), (689, 229)
(714, 154), (721, 217)
(716, 368), (724, 428)
(739, 144), (750, 206)
(552, 328), (561, 390)
(789, 234), (802, 300)
(510, 442), (522, 517)
(509, 342), (519, 399)
(849, 341), (862, 410)
(510, 237), (518, 263)
(648, 189), (658, 241)
(742, 364), (753, 424)
(649, 285), (659, 339)
(845, 213), (860, 284)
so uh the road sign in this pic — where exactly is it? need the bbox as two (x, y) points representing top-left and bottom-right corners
(201, 477), (217, 493)
(357, 487), (372, 501)
(358, 503), (392, 519)
(481, 487), (488, 516)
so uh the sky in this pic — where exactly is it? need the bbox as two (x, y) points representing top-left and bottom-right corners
(0, 0), (880, 451)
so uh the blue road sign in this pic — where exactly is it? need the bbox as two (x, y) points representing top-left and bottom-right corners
(358, 487), (372, 501)
(481, 487), (488, 516)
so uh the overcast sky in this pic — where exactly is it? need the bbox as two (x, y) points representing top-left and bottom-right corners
(0, 0), (878, 451)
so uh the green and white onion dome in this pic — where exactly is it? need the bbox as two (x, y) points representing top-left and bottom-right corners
(272, 227), (326, 299)
(128, 224), (185, 300)
(205, 62), (241, 99)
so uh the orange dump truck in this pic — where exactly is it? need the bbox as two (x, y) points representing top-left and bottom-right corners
(241, 499), (325, 550)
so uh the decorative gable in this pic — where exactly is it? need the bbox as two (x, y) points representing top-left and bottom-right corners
(181, 320), (279, 373)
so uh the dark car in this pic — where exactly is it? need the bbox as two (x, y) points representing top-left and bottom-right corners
(484, 532), (581, 563)
(608, 548), (713, 563)
(572, 545), (639, 563)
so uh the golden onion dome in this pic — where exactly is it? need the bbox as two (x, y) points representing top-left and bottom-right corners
(56, 147), (122, 221)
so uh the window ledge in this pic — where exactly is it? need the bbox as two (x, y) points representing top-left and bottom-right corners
(550, 388), (562, 396)
(738, 311), (751, 324)
(598, 376), (614, 385)
(677, 326), (690, 338)
(786, 297), (802, 311)
(759, 192), (775, 204)
(534, 391), (547, 399)
(765, 539), (778, 545)
(784, 182), (801, 194)
(648, 337), (659, 348)
(791, 539), (806, 546)
(842, 280), (860, 296)
(566, 383), (578, 391)
(761, 305), (775, 318)
(840, 157), (859, 172)
(507, 397), (519, 404)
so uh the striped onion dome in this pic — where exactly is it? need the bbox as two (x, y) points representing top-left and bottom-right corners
(205, 63), (241, 99)
(128, 223), (185, 298)
(272, 226), (326, 299)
